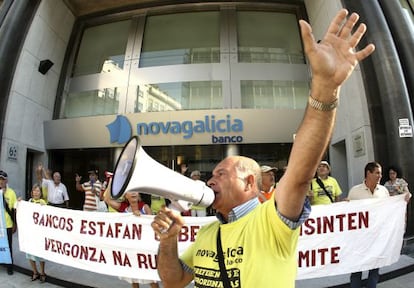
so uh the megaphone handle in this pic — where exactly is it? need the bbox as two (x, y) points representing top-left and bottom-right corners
(159, 203), (184, 234)
(160, 221), (175, 234)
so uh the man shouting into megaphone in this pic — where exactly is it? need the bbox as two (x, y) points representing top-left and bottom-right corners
(151, 9), (375, 288)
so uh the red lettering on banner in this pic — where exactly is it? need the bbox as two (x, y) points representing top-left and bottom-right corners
(44, 237), (106, 263)
(300, 211), (369, 236)
(112, 251), (132, 267)
(136, 253), (157, 269)
(331, 246), (340, 263)
(32, 212), (73, 231)
(178, 225), (200, 242)
(336, 214), (346, 231)
(79, 220), (142, 239)
(298, 246), (341, 267)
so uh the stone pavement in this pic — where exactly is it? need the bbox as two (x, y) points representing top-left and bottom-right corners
(3, 232), (414, 288)
(0, 266), (61, 288)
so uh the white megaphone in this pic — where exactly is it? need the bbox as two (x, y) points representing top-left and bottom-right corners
(110, 136), (215, 212)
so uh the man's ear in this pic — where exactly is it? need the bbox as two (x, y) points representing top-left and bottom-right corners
(245, 175), (255, 191)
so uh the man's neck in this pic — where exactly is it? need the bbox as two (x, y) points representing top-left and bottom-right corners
(365, 180), (377, 193)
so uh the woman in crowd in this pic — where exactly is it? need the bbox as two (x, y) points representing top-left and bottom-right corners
(384, 166), (410, 196)
(105, 189), (159, 288)
(24, 184), (47, 282)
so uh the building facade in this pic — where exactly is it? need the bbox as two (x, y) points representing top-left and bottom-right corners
(0, 0), (413, 234)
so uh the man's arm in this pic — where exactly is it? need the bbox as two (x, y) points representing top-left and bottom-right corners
(36, 163), (47, 183)
(36, 163), (42, 182)
(104, 190), (122, 211)
(151, 206), (193, 287)
(276, 9), (375, 220)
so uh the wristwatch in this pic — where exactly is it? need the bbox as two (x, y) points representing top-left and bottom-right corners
(308, 95), (338, 111)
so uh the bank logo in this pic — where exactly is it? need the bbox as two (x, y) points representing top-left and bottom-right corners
(137, 115), (243, 140)
(106, 115), (132, 144)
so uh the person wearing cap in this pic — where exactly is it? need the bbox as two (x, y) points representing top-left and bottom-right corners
(309, 160), (342, 205)
(36, 163), (69, 208)
(259, 165), (278, 203)
(75, 168), (104, 211)
(189, 170), (207, 217)
(0, 170), (17, 275)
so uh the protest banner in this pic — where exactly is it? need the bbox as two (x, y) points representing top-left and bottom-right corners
(17, 194), (406, 280)
(17, 201), (215, 280)
(297, 194), (406, 279)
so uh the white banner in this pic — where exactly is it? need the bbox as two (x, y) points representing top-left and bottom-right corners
(297, 194), (406, 279)
(17, 201), (215, 281)
(17, 195), (406, 280)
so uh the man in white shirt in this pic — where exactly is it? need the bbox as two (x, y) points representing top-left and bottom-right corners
(36, 163), (70, 208)
(347, 161), (410, 287)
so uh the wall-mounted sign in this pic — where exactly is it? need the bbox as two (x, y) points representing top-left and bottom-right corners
(43, 109), (305, 149)
(352, 132), (366, 158)
(106, 114), (244, 144)
(7, 143), (18, 161)
(398, 118), (413, 138)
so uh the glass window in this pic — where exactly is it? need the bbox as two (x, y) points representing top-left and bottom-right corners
(129, 81), (222, 112)
(64, 7), (309, 118)
(241, 80), (308, 109)
(72, 20), (131, 76)
(140, 12), (220, 67)
(237, 11), (304, 64)
(63, 87), (121, 118)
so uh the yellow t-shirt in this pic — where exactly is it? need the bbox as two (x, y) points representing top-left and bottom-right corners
(103, 189), (119, 213)
(310, 176), (342, 205)
(30, 198), (47, 205)
(150, 195), (166, 214)
(3, 187), (17, 228)
(41, 186), (48, 203)
(191, 204), (206, 211)
(180, 200), (300, 288)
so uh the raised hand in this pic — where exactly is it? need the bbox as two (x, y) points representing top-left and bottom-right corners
(36, 162), (43, 171)
(299, 9), (375, 93)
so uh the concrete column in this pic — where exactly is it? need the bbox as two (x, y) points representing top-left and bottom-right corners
(341, 0), (414, 236)
(0, 0), (41, 150)
(225, 144), (239, 157)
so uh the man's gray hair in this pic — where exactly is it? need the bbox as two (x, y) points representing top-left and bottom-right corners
(233, 156), (261, 191)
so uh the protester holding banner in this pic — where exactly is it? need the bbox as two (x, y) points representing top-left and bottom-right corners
(24, 184), (48, 282)
(384, 165), (410, 196)
(0, 170), (17, 275)
(75, 168), (104, 211)
(348, 162), (411, 287)
(152, 9), (376, 288)
(36, 163), (69, 208)
(309, 160), (342, 205)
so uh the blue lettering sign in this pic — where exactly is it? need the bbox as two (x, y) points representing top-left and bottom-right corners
(136, 115), (243, 139)
(212, 135), (243, 143)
